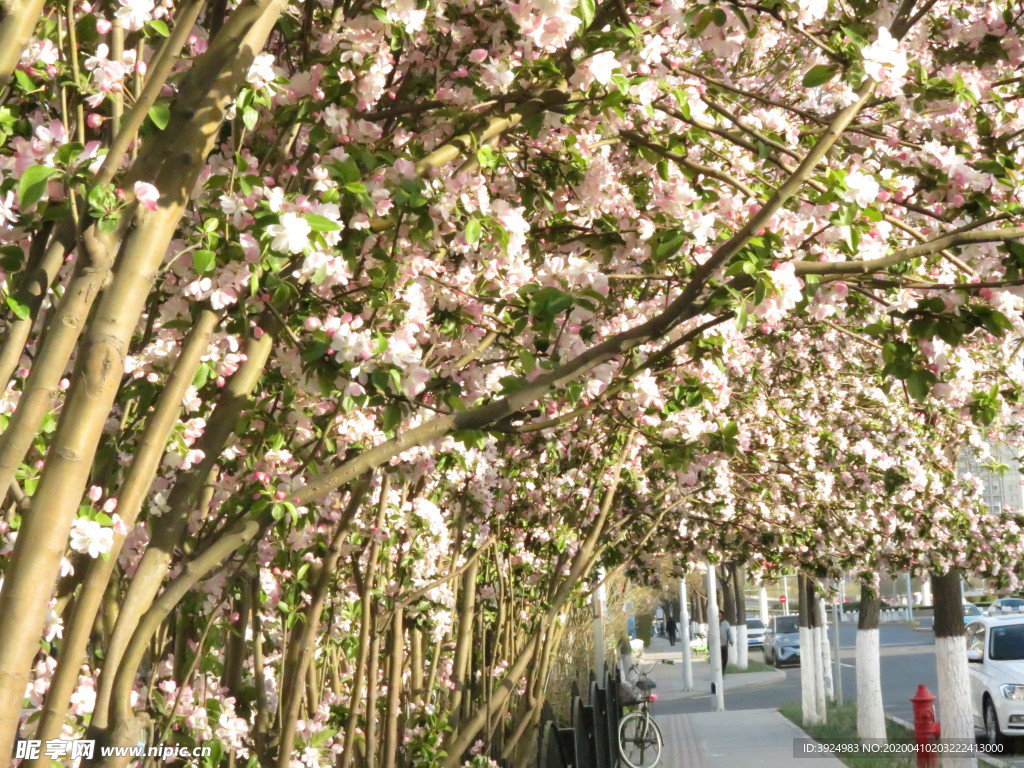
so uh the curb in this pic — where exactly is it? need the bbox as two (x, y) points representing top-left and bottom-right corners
(727, 669), (787, 690)
(675, 668), (787, 699)
(886, 715), (1011, 768)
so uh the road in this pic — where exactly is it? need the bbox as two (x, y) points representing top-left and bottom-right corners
(660, 623), (1024, 764)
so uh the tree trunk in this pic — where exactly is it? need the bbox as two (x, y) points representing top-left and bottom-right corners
(734, 563), (748, 670)
(380, 607), (404, 768)
(819, 595), (833, 702)
(720, 565), (737, 666)
(720, 565), (736, 624)
(856, 582), (886, 741)
(933, 569), (976, 768)
(811, 584), (827, 721)
(275, 475), (372, 768)
(706, 567), (724, 711)
(29, 309), (220, 753)
(799, 575), (822, 725)
(93, 327), (275, 732)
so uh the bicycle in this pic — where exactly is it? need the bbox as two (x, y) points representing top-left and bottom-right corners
(617, 658), (672, 768)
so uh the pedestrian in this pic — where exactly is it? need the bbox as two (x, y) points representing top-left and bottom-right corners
(666, 614), (677, 646)
(719, 610), (732, 673)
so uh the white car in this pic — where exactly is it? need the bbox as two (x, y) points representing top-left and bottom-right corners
(746, 617), (766, 648)
(966, 616), (1024, 747)
(988, 598), (1024, 616)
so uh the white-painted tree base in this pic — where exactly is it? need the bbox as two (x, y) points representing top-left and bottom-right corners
(935, 634), (977, 768)
(736, 625), (748, 669)
(856, 628), (886, 740)
(800, 626), (822, 725)
(819, 600), (834, 702)
(812, 625), (827, 720)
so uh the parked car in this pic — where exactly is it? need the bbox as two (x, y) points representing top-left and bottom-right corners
(964, 603), (986, 622)
(967, 616), (1024, 748)
(746, 617), (766, 648)
(988, 598), (1024, 616)
(763, 614), (801, 667)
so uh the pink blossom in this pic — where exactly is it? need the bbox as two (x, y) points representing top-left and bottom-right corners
(133, 181), (159, 210)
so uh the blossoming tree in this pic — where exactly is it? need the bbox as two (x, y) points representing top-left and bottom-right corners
(2, 0), (1024, 763)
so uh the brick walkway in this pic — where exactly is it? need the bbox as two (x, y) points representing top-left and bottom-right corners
(638, 636), (845, 768)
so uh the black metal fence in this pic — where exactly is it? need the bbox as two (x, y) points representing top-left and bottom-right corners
(536, 672), (624, 768)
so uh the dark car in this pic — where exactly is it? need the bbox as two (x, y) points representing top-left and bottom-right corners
(763, 614), (801, 667)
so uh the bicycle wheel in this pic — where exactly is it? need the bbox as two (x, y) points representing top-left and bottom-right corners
(618, 710), (663, 768)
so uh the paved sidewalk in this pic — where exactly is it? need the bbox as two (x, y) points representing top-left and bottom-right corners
(636, 636), (844, 768)
(640, 635), (785, 699)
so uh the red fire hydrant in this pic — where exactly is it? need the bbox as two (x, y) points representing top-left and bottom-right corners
(911, 684), (941, 767)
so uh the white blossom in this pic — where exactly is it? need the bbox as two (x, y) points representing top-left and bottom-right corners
(115, 0), (155, 31)
(69, 518), (114, 558)
(265, 212), (312, 254)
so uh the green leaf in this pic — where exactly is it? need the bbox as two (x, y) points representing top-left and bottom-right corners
(518, 349), (536, 372)
(382, 404), (403, 433)
(465, 218), (482, 244)
(452, 429), (488, 450)
(802, 65), (839, 88)
(146, 19), (169, 36)
(711, 7), (727, 25)
(694, 8), (713, 34)
(529, 286), (574, 319)
(334, 158), (361, 184)
(87, 182), (117, 213)
(735, 303), (748, 331)
(241, 106), (259, 132)
(305, 213), (341, 232)
(0, 246), (25, 271)
(5, 295), (30, 320)
(907, 369), (935, 401)
(147, 103), (170, 130)
(477, 146), (500, 169)
(575, 0), (595, 27)
(654, 229), (687, 260)
(301, 339), (329, 362)
(193, 249), (216, 274)
(18, 166), (59, 209)
(13, 69), (39, 93)
(55, 142), (85, 166)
